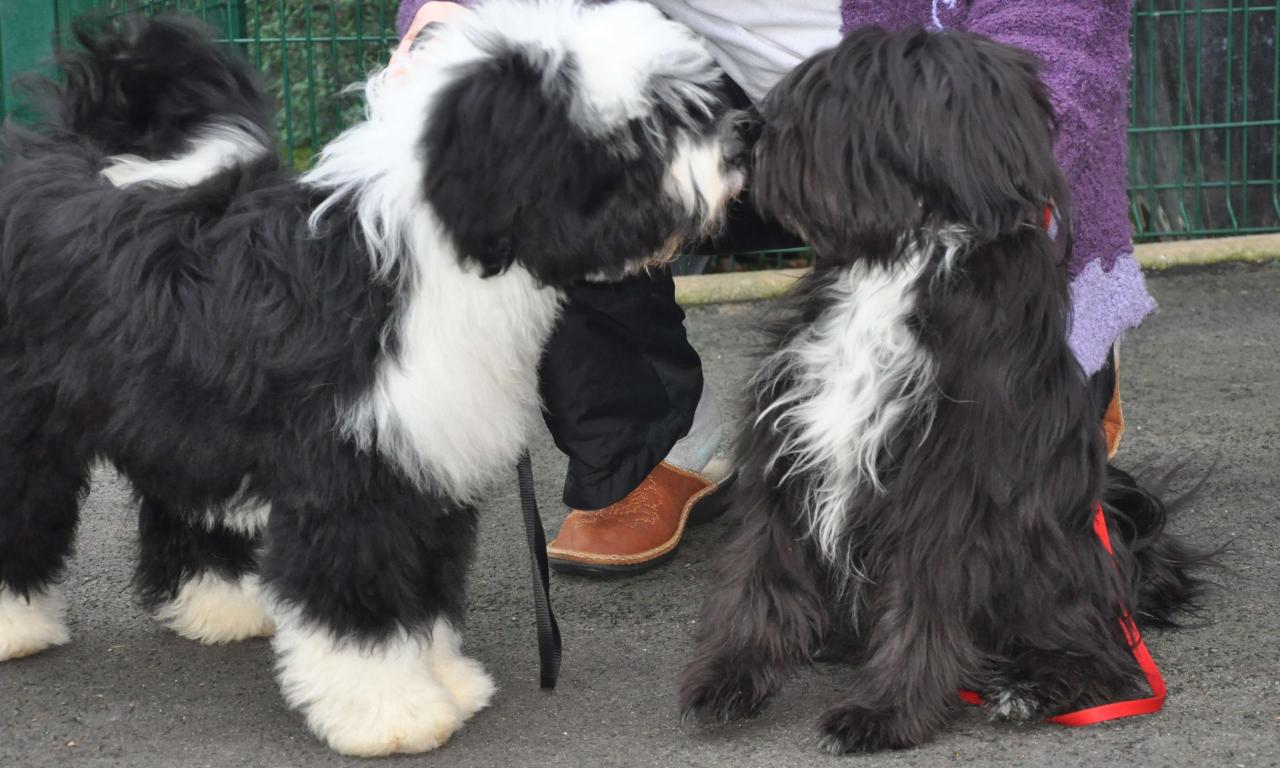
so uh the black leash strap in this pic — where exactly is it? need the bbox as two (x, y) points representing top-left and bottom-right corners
(517, 451), (561, 689)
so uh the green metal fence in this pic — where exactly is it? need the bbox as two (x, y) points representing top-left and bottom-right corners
(1, 0), (1277, 253)
(0, 1), (97, 120)
(1129, 1), (1280, 242)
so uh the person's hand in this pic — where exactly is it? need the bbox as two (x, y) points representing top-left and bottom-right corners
(388, 2), (467, 78)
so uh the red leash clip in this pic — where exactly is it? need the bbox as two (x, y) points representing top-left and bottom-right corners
(959, 503), (1167, 726)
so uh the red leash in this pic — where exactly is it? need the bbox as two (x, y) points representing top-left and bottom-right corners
(959, 503), (1167, 725)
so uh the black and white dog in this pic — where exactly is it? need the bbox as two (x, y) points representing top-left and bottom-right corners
(0, 1), (741, 756)
(680, 28), (1208, 753)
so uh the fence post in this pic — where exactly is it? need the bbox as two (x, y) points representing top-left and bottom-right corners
(203, 0), (249, 41)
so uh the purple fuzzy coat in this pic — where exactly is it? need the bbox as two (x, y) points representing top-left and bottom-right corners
(396, 0), (1153, 374)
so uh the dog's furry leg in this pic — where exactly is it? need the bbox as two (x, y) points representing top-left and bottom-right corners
(817, 552), (979, 754)
(135, 497), (273, 644)
(260, 465), (490, 757)
(680, 491), (828, 724)
(0, 389), (88, 660)
(981, 638), (1144, 721)
(978, 465), (1217, 720)
(981, 465), (1217, 720)
(979, 463), (1216, 721)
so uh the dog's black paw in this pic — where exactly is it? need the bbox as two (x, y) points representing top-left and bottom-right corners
(679, 662), (774, 725)
(817, 705), (921, 754)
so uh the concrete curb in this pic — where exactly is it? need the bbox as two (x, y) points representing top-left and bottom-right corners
(674, 233), (1280, 306)
(1130, 233), (1280, 270)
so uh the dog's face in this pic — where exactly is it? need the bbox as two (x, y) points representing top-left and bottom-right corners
(405, 0), (744, 286)
(749, 27), (1068, 260)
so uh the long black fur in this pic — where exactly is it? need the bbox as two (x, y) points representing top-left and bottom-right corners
(680, 27), (1210, 753)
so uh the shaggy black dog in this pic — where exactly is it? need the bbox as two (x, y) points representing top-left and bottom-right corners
(0, 3), (742, 756)
(680, 27), (1209, 753)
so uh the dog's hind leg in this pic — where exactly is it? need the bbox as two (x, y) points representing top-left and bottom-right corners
(980, 638), (1144, 721)
(135, 496), (273, 644)
(0, 392), (89, 661)
(259, 462), (490, 757)
(679, 493), (828, 724)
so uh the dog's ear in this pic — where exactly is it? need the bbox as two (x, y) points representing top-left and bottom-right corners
(421, 50), (683, 285)
(753, 27), (1066, 255)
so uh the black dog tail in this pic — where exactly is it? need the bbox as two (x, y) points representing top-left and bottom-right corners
(1103, 464), (1217, 628)
(40, 13), (273, 158)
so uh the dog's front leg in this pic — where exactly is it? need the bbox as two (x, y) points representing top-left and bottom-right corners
(680, 485), (828, 724)
(817, 554), (979, 754)
(259, 473), (493, 757)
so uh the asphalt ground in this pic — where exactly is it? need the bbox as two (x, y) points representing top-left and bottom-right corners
(2, 261), (1278, 767)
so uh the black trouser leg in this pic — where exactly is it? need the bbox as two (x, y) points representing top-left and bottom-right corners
(539, 270), (703, 510)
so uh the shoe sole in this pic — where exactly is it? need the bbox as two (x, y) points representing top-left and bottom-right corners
(547, 472), (737, 577)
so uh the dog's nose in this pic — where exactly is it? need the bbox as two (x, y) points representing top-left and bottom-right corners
(719, 108), (758, 172)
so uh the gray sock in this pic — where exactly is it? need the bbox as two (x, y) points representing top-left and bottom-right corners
(665, 381), (728, 477)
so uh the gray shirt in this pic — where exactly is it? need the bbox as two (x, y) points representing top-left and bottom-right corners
(646, 0), (841, 102)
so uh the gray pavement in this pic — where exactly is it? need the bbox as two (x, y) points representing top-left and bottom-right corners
(2, 262), (1278, 768)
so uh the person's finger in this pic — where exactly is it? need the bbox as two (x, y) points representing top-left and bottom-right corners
(390, 2), (466, 68)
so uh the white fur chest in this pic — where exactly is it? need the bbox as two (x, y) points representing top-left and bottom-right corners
(342, 228), (563, 503)
(755, 251), (937, 570)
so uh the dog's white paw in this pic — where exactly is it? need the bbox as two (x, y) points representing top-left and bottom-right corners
(984, 683), (1042, 722)
(272, 611), (464, 756)
(0, 585), (70, 661)
(154, 573), (274, 644)
(429, 619), (496, 721)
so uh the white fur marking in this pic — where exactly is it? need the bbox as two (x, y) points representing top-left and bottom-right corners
(567, 1), (722, 134)
(755, 246), (939, 571)
(0, 585), (70, 660)
(428, 618), (496, 721)
(101, 120), (267, 189)
(270, 606), (465, 757)
(202, 483), (271, 538)
(206, 500), (270, 537)
(669, 136), (744, 234)
(336, 227), (563, 501)
(986, 683), (1041, 721)
(154, 573), (274, 644)
(305, 3), (569, 502)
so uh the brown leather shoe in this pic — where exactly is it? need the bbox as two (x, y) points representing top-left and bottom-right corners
(1103, 351), (1125, 460)
(547, 461), (731, 576)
